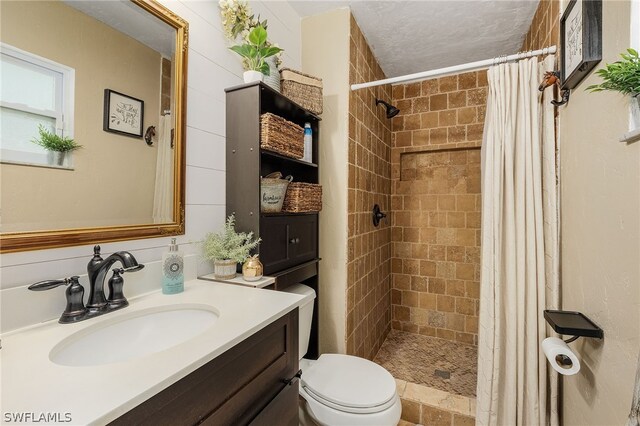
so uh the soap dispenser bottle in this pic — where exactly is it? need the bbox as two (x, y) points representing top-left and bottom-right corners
(162, 238), (184, 294)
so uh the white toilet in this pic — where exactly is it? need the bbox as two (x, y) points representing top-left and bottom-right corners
(285, 284), (402, 426)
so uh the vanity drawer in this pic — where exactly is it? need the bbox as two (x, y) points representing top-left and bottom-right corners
(260, 214), (318, 274)
(110, 309), (299, 426)
(247, 378), (299, 426)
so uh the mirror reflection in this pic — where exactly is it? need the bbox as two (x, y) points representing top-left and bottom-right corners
(0, 0), (178, 233)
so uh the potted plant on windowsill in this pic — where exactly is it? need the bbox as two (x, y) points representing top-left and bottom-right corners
(229, 25), (283, 84)
(31, 125), (82, 167)
(587, 48), (640, 128)
(203, 214), (261, 279)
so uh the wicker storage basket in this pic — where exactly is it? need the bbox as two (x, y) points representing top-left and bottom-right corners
(280, 68), (323, 115)
(260, 172), (292, 213)
(282, 182), (322, 213)
(260, 113), (304, 159)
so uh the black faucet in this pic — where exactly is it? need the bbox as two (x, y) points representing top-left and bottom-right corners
(28, 246), (144, 324)
(86, 245), (144, 311)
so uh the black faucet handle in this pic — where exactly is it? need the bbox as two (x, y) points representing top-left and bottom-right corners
(28, 276), (80, 291)
(107, 268), (128, 309)
(28, 276), (87, 324)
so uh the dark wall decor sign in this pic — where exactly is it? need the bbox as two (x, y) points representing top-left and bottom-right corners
(560, 0), (602, 89)
(103, 89), (144, 138)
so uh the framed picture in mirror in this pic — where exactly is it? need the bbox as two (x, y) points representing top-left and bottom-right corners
(103, 89), (145, 138)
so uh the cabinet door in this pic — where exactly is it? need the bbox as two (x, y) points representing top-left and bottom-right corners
(260, 215), (317, 274)
(288, 215), (317, 264)
(260, 216), (292, 273)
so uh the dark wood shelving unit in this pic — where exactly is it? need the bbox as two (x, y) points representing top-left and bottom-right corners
(261, 211), (318, 217)
(225, 81), (320, 359)
(261, 149), (319, 168)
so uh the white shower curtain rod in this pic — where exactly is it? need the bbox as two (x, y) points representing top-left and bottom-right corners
(350, 45), (557, 91)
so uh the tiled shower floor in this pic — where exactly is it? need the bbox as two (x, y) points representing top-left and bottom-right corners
(374, 330), (478, 398)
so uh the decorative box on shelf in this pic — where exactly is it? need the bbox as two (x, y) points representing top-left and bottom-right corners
(199, 273), (275, 289)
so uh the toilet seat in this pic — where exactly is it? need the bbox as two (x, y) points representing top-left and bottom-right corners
(301, 354), (397, 414)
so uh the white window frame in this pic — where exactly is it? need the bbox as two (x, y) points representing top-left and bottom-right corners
(0, 43), (75, 164)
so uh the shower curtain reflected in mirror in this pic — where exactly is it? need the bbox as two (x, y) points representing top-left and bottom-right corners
(476, 55), (559, 426)
(153, 114), (174, 224)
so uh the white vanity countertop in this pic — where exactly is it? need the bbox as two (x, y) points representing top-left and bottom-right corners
(0, 279), (304, 425)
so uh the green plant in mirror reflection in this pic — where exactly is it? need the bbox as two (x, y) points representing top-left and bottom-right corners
(31, 125), (82, 152)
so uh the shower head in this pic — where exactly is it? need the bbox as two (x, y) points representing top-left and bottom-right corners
(375, 99), (400, 119)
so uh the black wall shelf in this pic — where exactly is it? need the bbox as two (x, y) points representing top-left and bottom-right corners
(544, 310), (604, 339)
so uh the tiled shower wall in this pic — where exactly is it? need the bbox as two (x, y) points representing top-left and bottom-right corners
(390, 72), (487, 345)
(521, 0), (560, 51)
(345, 15), (393, 359)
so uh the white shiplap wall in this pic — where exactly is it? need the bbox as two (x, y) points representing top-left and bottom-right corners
(0, 0), (301, 331)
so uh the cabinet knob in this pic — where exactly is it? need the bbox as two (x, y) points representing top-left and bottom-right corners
(289, 238), (300, 244)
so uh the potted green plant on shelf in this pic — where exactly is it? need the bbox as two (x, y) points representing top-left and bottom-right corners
(219, 0), (283, 90)
(587, 48), (640, 128)
(229, 25), (283, 84)
(31, 125), (82, 167)
(203, 214), (261, 279)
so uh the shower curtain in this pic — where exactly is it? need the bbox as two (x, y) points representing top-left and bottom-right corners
(153, 114), (174, 224)
(476, 56), (559, 426)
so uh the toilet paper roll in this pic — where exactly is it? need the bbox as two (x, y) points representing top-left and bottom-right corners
(542, 337), (581, 375)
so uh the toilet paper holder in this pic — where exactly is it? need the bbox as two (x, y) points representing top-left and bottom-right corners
(544, 310), (604, 343)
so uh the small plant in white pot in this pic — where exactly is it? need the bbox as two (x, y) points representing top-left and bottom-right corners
(587, 48), (640, 128)
(31, 125), (82, 167)
(203, 214), (261, 279)
(229, 25), (283, 83)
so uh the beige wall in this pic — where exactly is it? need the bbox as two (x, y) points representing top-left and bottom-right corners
(558, 1), (640, 424)
(302, 8), (351, 354)
(1, 0), (162, 232)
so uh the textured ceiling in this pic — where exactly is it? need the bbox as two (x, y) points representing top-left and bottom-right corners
(290, 1), (540, 78)
(64, 1), (175, 57)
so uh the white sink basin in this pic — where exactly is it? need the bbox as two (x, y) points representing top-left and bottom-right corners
(50, 306), (219, 367)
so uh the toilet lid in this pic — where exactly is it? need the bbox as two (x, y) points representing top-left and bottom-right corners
(301, 354), (397, 412)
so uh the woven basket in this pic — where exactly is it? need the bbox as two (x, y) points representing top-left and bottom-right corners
(260, 113), (304, 159)
(282, 182), (322, 213)
(280, 68), (323, 115)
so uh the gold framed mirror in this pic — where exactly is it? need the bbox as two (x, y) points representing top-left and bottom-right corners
(0, 0), (188, 253)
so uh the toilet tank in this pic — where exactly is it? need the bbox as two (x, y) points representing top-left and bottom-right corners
(282, 284), (316, 359)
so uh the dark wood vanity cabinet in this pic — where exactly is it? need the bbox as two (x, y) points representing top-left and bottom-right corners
(110, 309), (299, 426)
